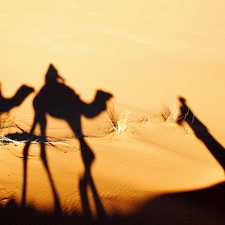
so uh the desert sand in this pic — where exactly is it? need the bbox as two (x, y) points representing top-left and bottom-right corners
(1, 1), (225, 224)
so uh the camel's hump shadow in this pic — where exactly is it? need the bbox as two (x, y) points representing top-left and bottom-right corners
(33, 64), (112, 123)
(34, 80), (82, 116)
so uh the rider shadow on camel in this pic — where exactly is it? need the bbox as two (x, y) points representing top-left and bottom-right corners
(21, 64), (113, 220)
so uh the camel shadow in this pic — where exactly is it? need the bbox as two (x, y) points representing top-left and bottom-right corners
(21, 64), (113, 219)
(0, 83), (34, 114)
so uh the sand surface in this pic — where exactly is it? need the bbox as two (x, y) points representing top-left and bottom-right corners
(1, 1), (225, 224)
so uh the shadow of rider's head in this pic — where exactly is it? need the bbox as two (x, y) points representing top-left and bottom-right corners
(45, 64), (64, 84)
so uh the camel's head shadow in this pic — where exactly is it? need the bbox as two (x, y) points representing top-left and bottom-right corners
(0, 83), (34, 113)
(96, 89), (113, 101)
(80, 89), (113, 119)
(94, 89), (113, 110)
(17, 85), (35, 97)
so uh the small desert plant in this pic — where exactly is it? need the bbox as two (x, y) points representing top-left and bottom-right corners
(0, 113), (12, 145)
(105, 105), (132, 134)
(138, 115), (151, 123)
(0, 114), (4, 145)
(0, 122), (5, 146)
(160, 103), (179, 123)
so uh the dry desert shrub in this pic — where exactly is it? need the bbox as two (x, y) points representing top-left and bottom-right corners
(0, 114), (10, 145)
(160, 103), (179, 123)
(105, 105), (133, 134)
(0, 115), (2, 145)
(160, 103), (194, 135)
(0, 113), (21, 145)
(138, 114), (151, 124)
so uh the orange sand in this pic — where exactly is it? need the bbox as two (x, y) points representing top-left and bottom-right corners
(1, 1), (225, 224)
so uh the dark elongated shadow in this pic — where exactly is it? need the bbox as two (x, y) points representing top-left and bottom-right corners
(21, 64), (112, 219)
(0, 83), (34, 113)
(78, 139), (106, 222)
(177, 97), (225, 170)
(2, 93), (225, 224)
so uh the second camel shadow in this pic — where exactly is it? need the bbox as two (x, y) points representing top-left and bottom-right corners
(0, 83), (34, 114)
(21, 64), (113, 220)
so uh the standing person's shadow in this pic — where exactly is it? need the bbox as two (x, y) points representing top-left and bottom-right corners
(21, 64), (113, 218)
(177, 97), (225, 171)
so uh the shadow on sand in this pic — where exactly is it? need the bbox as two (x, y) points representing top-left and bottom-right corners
(177, 96), (225, 170)
(1, 181), (225, 225)
(0, 83), (34, 114)
(125, 96), (225, 225)
(1, 86), (225, 224)
(20, 64), (112, 221)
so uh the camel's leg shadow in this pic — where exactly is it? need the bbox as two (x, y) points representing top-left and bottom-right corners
(21, 114), (61, 215)
(79, 139), (106, 221)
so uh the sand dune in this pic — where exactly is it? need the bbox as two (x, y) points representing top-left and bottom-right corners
(1, 1), (225, 224)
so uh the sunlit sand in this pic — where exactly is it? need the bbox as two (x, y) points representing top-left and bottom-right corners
(1, 1), (225, 224)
